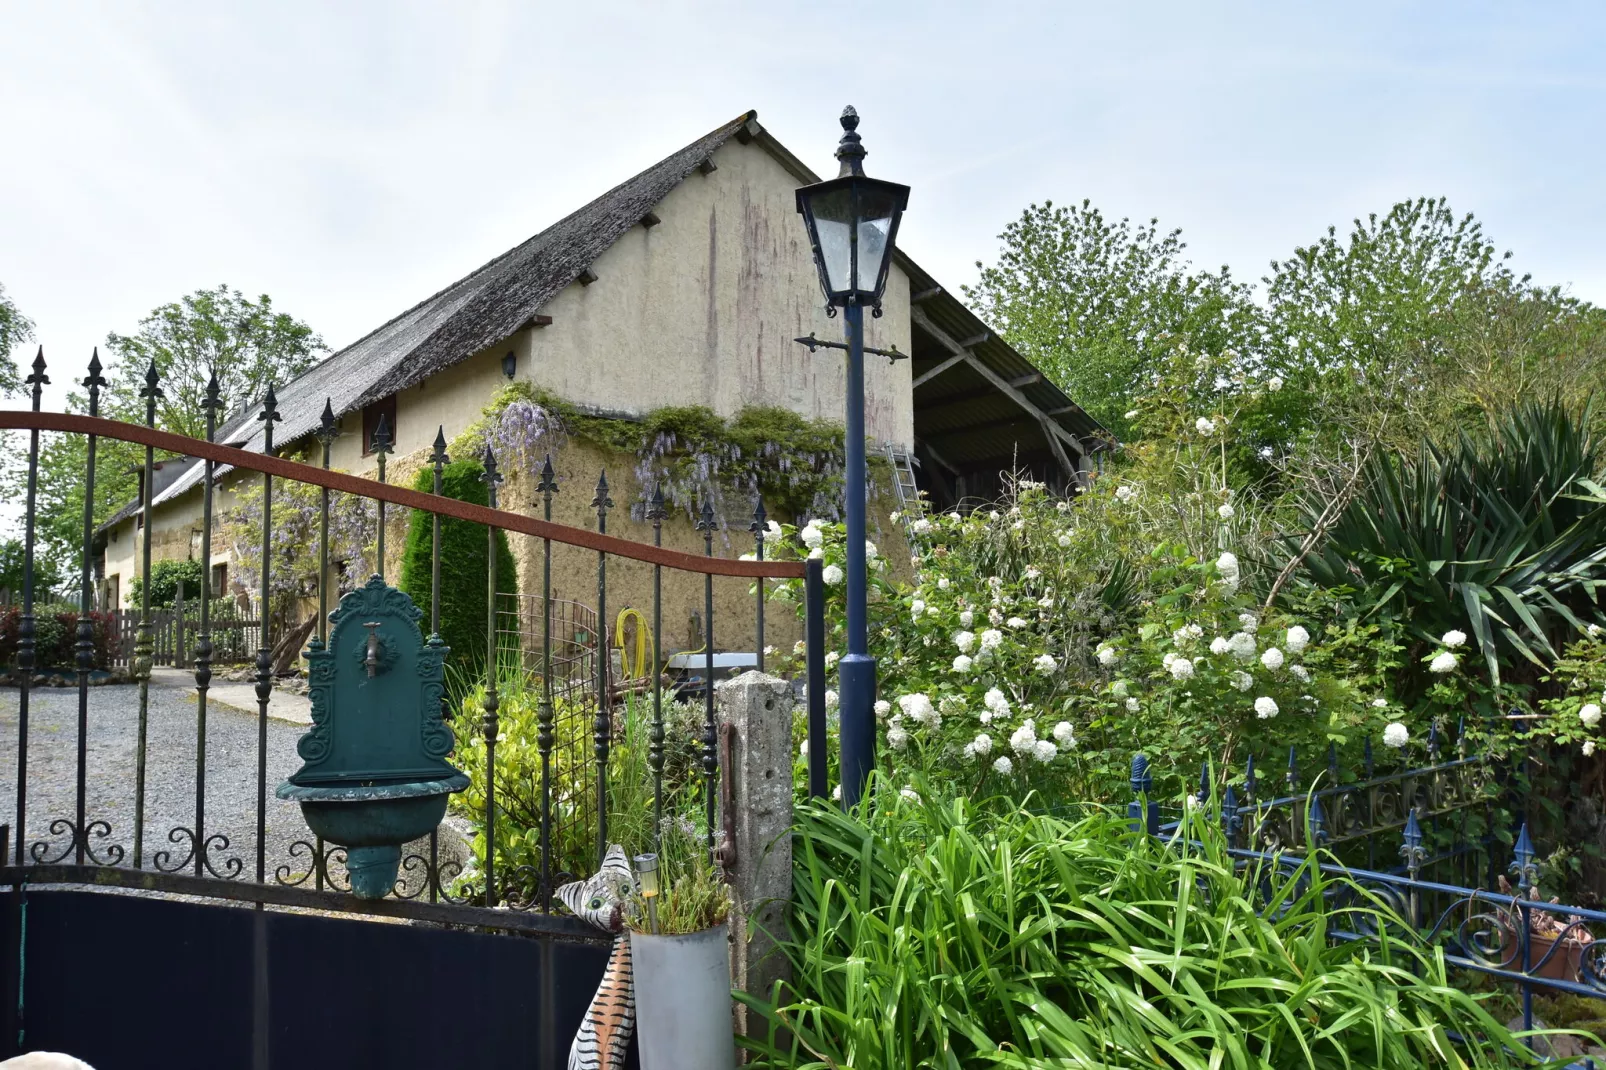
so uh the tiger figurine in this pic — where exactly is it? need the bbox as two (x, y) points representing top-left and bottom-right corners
(557, 844), (637, 1070)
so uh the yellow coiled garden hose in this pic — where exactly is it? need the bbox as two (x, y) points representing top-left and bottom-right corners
(615, 608), (652, 680)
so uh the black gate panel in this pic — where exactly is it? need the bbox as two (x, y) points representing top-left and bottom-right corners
(8, 889), (632, 1070)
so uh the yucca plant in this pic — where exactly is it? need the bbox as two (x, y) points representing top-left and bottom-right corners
(1299, 398), (1606, 683)
(739, 785), (1556, 1069)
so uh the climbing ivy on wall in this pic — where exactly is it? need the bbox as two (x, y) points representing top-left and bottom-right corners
(451, 382), (885, 522)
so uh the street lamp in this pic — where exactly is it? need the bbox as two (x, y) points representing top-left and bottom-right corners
(795, 106), (909, 809)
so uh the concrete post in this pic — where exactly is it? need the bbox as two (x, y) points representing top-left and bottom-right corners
(716, 670), (794, 1043)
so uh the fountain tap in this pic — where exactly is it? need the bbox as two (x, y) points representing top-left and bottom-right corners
(362, 622), (382, 677)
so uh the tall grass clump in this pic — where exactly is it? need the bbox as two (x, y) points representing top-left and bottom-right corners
(740, 786), (1555, 1068)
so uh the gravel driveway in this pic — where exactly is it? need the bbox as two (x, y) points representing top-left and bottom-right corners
(0, 676), (467, 894)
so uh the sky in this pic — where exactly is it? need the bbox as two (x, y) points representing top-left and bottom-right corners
(2, 1), (1604, 412)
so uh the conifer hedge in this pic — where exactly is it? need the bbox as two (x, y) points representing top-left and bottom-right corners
(397, 459), (516, 673)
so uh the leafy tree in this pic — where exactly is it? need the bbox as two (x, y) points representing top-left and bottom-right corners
(103, 284), (325, 437)
(4, 286), (324, 577)
(398, 459), (516, 674)
(0, 282), (31, 396)
(963, 199), (1260, 439)
(0, 537), (63, 603)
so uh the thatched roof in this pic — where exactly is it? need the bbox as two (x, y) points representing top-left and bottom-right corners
(153, 110), (757, 507)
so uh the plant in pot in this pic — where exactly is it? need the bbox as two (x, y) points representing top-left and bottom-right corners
(1495, 874), (1596, 982)
(628, 819), (736, 1070)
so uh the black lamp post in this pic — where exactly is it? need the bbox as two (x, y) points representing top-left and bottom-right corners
(795, 106), (909, 809)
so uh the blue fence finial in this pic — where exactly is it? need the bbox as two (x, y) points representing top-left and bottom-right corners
(1221, 784), (1241, 846)
(1364, 734), (1375, 779)
(1511, 822), (1538, 891)
(1308, 795), (1328, 845)
(1244, 753), (1257, 802)
(1128, 753), (1158, 836)
(1286, 746), (1299, 793)
(1428, 721), (1440, 761)
(1401, 809), (1426, 880)
(1326, 741), (1339, 783)
(1457, 715), (1467, 759)
(1197, 761), (1211, 807)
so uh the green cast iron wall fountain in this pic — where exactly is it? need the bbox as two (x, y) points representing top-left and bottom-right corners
(277, 575), (468, 898)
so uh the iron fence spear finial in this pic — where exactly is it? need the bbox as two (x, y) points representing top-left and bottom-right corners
(316, 399), (337, 446)
(85, 349), (107, 411)
(28, 347), (49, 410)
(1401, 809), (1426, 880)
(430, 425), (449, 467)
(1511, 822), (1539, 890)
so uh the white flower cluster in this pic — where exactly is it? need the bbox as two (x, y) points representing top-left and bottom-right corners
(822, 564), (844, 585)
(981, 688), (1011, 723)
(898, 693), (939, 729)
(1285, 625), (1309, 654)
(1033, 653), (1058, 674)
(1216, 552), (1240, 592)
(954, 630), (975, 654)
(909, 517), (933, 536)
(874, 699), (891, 719)
(964, 733), (993, 759)
(1229, 632), (1257, 662)
(1096, 644), (1118, 667)
(1115, 484), (1137, 503)
(1580, 703), (1602, 728)
(1009, 719), (1058, 763)
(1254, 696), (1279, 720)
(800, 520), (824, 549)
(1383, 722), (1409, 749)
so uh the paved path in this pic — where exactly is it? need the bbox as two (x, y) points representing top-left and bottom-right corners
(0, 673), (465, 891)
(148, 666), (312, 724)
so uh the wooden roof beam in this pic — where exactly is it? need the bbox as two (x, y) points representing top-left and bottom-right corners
(911, 286), (943, 303)
(910, 306), (1081, 453)
(911, 353), (965, 389)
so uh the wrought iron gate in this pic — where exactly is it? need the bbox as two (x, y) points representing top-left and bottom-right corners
(0, 354), (825, 1068)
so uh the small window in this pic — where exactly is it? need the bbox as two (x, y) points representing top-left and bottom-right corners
(211, 562), (228, 600)
(362, 395), (398, 456)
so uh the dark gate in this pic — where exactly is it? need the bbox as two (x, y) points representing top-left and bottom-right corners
(0, 359), (823, 1069)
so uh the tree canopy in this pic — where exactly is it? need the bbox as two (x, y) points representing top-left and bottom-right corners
(0, 282), (33, 397)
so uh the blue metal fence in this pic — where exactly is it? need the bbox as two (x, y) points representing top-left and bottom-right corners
(1130, 747), (1605, 1056)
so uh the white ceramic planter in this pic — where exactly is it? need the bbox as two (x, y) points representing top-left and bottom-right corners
(630, 925), (737, 1070)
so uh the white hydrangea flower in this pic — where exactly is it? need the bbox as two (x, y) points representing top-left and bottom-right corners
(1210, 636), (1231, 656)
(911, 599), (926, 617)
(1254, 696), (1279, 719)
(1115, 485), (1137, 502)
(937, 577), (950, 590)
(1229, 632), (1257, 661)
(886, 725), (909, 750)
(864, 541), (878, 561)
(926, 605), (939, 618)
(1096, 644), (1118, 667)
(1285, 625), (1310, 654)
(1162, 652), (1178, 670)
(1058, 534), (1072, 548)
(1580, 703), (1603, 728)
(1010, 723), (1038, 756)
(984, 688), (1011, 715)
(1038, 595), (1055, 609)
(992, 755), (1013, 775)
(800, 522), (824, 549)
(953, 630), (976, 654)
(1382, 722), (1409, 749)
(1441, 629), (1467, 648)
(1289, 665), (1310, 683)
(832, 784), (842, 800)
(1111, 680), (1128, 698)
(899, 694), (939, 728)
(1218, 503), (1235, 520)
(899, 787), (921, 804)
(1238, 612), (1259, 634)
(824, 689), (839, 710)
(890, 511), (901, 522)
(1261, 647), (1284, 671)
(799, 739), (809, 758)
(1372, 698), (1389, 708)
(959, 610), (974, 627)
(1585, 623), (1602, 638)
(1429, 651), (1458, 674)
(964, 733), (993, 758)
(766, 519), (782, 540)
(988, 510), (1000, 521)
(1169, 657), (1195, 681)
(1126, 697), (1141, 712)
(825, 650), (840, 668)
(739, 552), (756, 561)
(1585, 740), (1597, 757)
(822, 564), (844, 585)
(874, 699), (891, 719)
(1033, 739), (1058, 763)
(1229, 671), (1253, 692)
(808, 547), (824, 560)
(1034, 654), (1058, 674)
(909, 517), (933, 535)
(1124, 409), (1140, 419)
(1024, 566), (1041, 581)
(1195, 417), (1217, 435)
(1216, 552), (1240, 588)
(980, 629), (1004, 652)
(1266, 376), (1284, 392)
(793, 640), (806, 655)
(1052, 721), (1075, 745)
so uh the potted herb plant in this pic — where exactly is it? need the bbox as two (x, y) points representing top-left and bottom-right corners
(627, 822), (736, 1070)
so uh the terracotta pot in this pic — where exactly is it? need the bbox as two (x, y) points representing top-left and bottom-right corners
(1498, 918), (1589, 981)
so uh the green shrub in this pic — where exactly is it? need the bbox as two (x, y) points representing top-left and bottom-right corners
(739, 787), (1558, 1069)
(0, 606), (114, 670)
(126, 558), (205, 608)
(397, 458), (516, 673)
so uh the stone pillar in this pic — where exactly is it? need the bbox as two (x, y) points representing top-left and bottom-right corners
(716, 670), (794, 1043)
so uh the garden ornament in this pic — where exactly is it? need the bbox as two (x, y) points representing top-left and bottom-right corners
(557, 844), (638, 1070)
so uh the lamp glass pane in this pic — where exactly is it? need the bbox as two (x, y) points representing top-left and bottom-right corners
(807, 187), (856, 294)
(853, 185), (901, 293)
